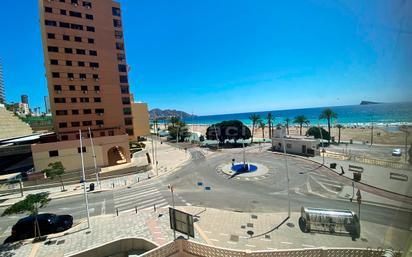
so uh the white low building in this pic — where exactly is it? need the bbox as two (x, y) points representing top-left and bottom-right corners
(272, 127), (319, 156)
(185, 131), (203, 142)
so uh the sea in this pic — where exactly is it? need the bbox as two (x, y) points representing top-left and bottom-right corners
(181, 102), (412, 129)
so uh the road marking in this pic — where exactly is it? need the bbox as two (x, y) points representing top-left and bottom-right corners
(226, 241), (237, 244)
(267, 247), (276, 250)
(260, 238), (271, 241)
(185, 203), (192, 206)
(210, 239), (219, 242)
(101, 199), (106, 215)
(219, 233), (228, 236)
(245, 244), (256, 247)
(302, 244), (315, 248)
(281, 241), (293, 245)
(203, 230), (211, 234)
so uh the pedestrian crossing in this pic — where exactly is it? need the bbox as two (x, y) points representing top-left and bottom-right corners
(113, 181), (170, 212)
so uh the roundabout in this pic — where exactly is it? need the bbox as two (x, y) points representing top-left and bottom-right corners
(216, 162), (272, 181)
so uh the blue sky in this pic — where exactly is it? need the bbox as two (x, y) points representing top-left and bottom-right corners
(1, 0), (411, 115)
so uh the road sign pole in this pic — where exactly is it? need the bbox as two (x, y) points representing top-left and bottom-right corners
(79, 130), (91, 229)
(169, 184), (176, 240)
(281, 135), (291, 218)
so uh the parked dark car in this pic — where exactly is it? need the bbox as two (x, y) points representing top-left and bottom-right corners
(4, 213), (73, 243)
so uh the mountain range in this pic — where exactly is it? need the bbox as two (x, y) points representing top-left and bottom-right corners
(149, 109), (195, 119)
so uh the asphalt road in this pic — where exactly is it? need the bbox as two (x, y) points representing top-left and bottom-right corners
(1, 146), (411, 244)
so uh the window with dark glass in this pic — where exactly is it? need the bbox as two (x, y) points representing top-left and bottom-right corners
(71, 98), (77, 103)
(94, 86), (100, 91)
(83, 109), (92, 114)
(71, 0), (78, 4)
(119, 75), (128, 83)
(117, 53), (125, 61)
(122, 97), (130, 104)
(112, 7), (121, 16)
(61, 135), (68, 141)
(71, 122), (80, 127)
(72, 109), (79, 114)
(69, 11), (82, 18)
(52, 72), (60, 78)
(93, 74), (99, 79)
(120, 85), (129, 94)
(59, 0), (65, 2)
(76, 49), (86, 55)
(74, 36), (82, 42)
(113, 19), (122, 28)
(90, 62), (99, 68)
(94, 97), (101, 103)
(60, 22), (70, 28)
(54, 97), (66, 103)
(65, 48), (73, 54)
(79, 73), (86, 79)
(49, 150), (59, 157)
(124, 117), (133, 125)
(78, 61), (85, 67)
(118, 64), (127, 72)
(71, 24), (83, 30)
(77, 147), (86, 153)
(116, 42), (124, 50)
(83, 1), (92, 8)
(86, 14), (93, 20)
(59, 122), (67, 128)
(60, 9), (67, 15)
(66, 60), (72, 66)
(114, 31), (123, 39)
(82, 121), (92, 126)
(88, 38), (94, 44)
(96, 120), (104, 126)
(48, 46), (58, 52)
(86, 26), (95, 32)
(54, 85), (62, 91)
(47, 33), (55, 39)
(89, 50), (97, 56)
(80, 97), (89, 103)
(45, 6), (52, 13)
(45, 20), (57, 26)
(63, 35), (70, 41)
(81, 85), (88, 91)
(126, 128), (134, 136)
(56, 110), (68, 115)
(50, 59), (58, 65)
(67, 73), (74, 79)
(95, 108), (104, 114)
(69, 85), (76, 91)
(123, 107), (131, 115)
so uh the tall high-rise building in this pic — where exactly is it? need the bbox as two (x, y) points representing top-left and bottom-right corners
(0, 58), (4, 104)
(21, 95), (29, 104)
(44, 96), (51, 114)
(39, 0), (133, 141)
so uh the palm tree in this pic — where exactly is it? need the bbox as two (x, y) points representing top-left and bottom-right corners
(294, 115), (309, 135)
(319, 108), (338, 143)
(249, 114), (261, 143)
(266, 113), (273, 139)
(169, 116), (180, 128)
(336, 124), (343, 144)
(259, 121), (266, 139)
(285, 118), (290, 135)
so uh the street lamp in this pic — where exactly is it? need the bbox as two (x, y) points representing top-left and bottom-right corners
(168, 184), (176, 240)
(79, 130), (91, 229)
(276, 116), (291, 218)
(88, 127), (100, 189)
(318, 123), (325, 165)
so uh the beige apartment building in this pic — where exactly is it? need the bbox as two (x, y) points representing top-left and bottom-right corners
(132, 102), (150, 137)
(33, 0), (142, 171)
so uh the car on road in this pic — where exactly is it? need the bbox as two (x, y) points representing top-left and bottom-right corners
(4, 213), (73, 243)
(392, 148), (402, 157)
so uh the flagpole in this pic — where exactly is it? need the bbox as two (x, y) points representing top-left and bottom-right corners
(79, 129), (91, 229)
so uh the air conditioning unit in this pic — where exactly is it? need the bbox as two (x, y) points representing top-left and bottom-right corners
(83, 90), (87, 94)
(69, 77), (74, 81)
(94, 78), (99, 81)
(57, 90), (61, 94)
(73, 3), (78, 7)
(98, 124), (103, 127)
(96, 90), (100, 94)
(87, 6), (91, 9)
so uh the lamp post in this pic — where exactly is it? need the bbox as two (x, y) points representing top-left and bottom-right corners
(281, 134), (291, 218)
(88, 127), (100, 188)
(318, 123), (325, 165)
(79, 130), (91, 229)
(168, 184), (176, 240)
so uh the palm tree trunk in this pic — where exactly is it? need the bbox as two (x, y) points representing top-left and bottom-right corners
(251, 123), (255, 143)
(338, 128), (341, 144)
(327, 119), (331, 143)
(262, 128), (265, 138)
(60, 176), (65, 191)
(299, 124), (302, 135)
(286, 123), (289, 135)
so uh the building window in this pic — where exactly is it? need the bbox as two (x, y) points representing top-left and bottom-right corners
(126, 128), (134, 136)
(79, 74), (86, 80)
(89, 50), (97, 56)
(92, 74), (99, 80)
(74, 36), (82, 42)
(122, 97), (130, 105)
(71, 23), (83, 30)
(80, 97), (89, 103)
(49, 150), (59, 157)
(71, 97), (77, 103)
(82, 121), (92, 126)
(118, 64), (127, 72)
(120, 85), (129, 94)
(90, 62), (99, 68)
(65, 48), (73, 54)
(59, 122), (67, 128)
(61, 135), (68, 141)
(48, 46), (59, 52)
(63, 35), (70, 41)
(71, 0), (78, 5)
(114, 31), (123, 39)
(54, 85), (62, 91)
(113, 19), (122, 28)
(76, 49), (86, 55)
(50, 59), (58, 65)
(77, 147), (86, 153)
(96, 120), (104, 126)
(119, 75), (128, 83)
(124, 118), (133, 125)
(286, 143), (292, 148)
(81, 85), (88, 91)
(83, 109), (92, 114)
(71, 122), (80, 127)
(69, 11), (82, 18)
(86, 26), (95, 32)
(52, 72), (60, 78)
(117, 53), (125, 61)
(123, 107), (131, 115)
(112, 7), (121, 16)
(69, 85), (76, 91)
(115, 42), (124, 50)
(54, 97), (66, 103)
(45, 20), (57, 26)
(108, 131), (114, 136)
(67, 73), (74, 79)
(88, 38), (94, 44)
(72, 109), (79, 114)
(56, 110), (68, 115)
(85, 14), (93, 20)
(47, 33), (55, 39)
(94, 85), (100, 91)
(78, 61), (85, 67)
(94, 97), (101, 103)
(45, 6), (52, 13)
(60, 22), (70, 28)
(60, 9), (67, 15)
(95, 108), (104, 114)
(66, 60), (72, 66)
(83, 1), (92, 8)
(59, 0), (65, 3)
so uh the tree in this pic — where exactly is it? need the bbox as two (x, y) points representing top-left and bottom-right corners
(169, 116), (180, 128)
(266, 113), (274, 139)
(2, 192), (51, 239)
(306, 126), (331, 141)
(259, 121), (266, 139)
(168, 121), (189, 142)
(206, 120), (251, 144)
(249, 114), (261, 143)
(42, 162), (66, 192)
(294, 115), (309, 135)
(319, 108), (338, 143)
(285, 118), (290, 135)
(336, 124), (343, 144)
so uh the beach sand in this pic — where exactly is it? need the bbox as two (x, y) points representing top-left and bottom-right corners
(186, 124), (410, 145)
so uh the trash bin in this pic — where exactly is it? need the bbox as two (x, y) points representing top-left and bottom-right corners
(349, 139), (353, 144)
(89, 183), (95, 191)
(353, 173), (361, 182)
(330, 163), (337, 169)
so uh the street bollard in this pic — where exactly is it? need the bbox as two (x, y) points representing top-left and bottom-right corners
(112, 182), (114, 188)
(124, 180), (126, 186)
(116, 208), (119, 216)
(135, 206), (137, 213)
(154, 204), (156, 212)
(138, 177), (140, 182)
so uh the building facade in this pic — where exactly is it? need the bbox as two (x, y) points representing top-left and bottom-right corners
(21, 95), (29, 104)
(0, 58), (4, 104)
(132, 102), (150, 138)
(272, 127), (319, 156)
(39, 0), (133, 141)
(44, 96), (51, 114)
